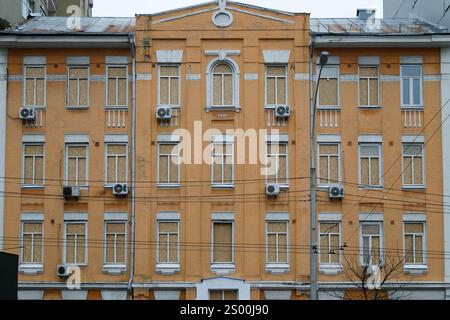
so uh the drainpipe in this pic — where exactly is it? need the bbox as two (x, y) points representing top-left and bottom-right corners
(0, 49), (7, 251)
(128, 33), (137, 300)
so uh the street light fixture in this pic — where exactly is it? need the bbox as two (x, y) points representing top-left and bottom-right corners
(310, 51), (329, 301)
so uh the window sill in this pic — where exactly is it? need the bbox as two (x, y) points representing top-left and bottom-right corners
(211, 263), (235, 275)
(103, 264), (127, 275)
(105, 106), (128, 110)
(19, 264), (43, 275)
(402, 185), (426, 190)
(156, 263), (180, 274)
(404, 264), (428, 275)
(265, 263), (290, 274)
(401, 106), (424, 110)
(104, 184), (128, 189)
(358, 186), (383, 191)
(21, 185), (45, 190)
(66, 106), (89, 110)
(158, 105), (180, 110)
(157, 184), (181, 189)
(211, 184), (235, 189)
(23, 105), (46, 109)
(317, 106), (340, 111)
(319, 264), (342, 275)
(358, 105), (381, 109)
(206, 106), (240, 112)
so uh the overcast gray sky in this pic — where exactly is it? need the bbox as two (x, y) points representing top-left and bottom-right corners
(93, 0), (384, 18)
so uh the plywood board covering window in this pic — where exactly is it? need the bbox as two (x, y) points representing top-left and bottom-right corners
(212, 222), (233, 263)
(318, 144), (340, 185)
(105, 222), (126, 264)
(359, 67), (378, 107)
(67, 66), (89, 107)
(361, 223), (382, 265)
(66, 144), (88, 186)
(404, 222), (425, 264)
(319, 222), (340, 264)
(266, 142), (288, 185)
(107, 66), (127, 107)
(158, 143), (180, 185)
(23, 143), (44, 186)
(106, 144), (127, 185)
(65, 222), (86, 264)
(159, 65), (180, 106)
(402, 144), (424, 186)
(24, 66), (45, 107)
(401, 65), (422, 107)
(266, 221), (288, 264)
(359, 144), (381, 187)
(21, 222), (43, 263)
(212, 140), (234, 185)
(212, 63), (234, 107)
(158, 221), (179, 263)
(209, 290), (238, 300)
(318, 66), (338, 107)
(266, 65), (287, 106)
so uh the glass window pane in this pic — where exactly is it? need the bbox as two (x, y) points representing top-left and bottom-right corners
(405, 223), (423, 234)
(359, 78), (368, 106)
(402, 65), (421, 77)
(267, 77), (276, 105)
(360, 145), (378, 157)
(160, 66), (179, 77)
(224, 74), (233, 105)
(413, 79), (421, 105)
(213, 223), (232, 263)
(268, 222), (287, 233)
(369, 78), (378, 105)
(319, 79), (338, 106)
(403, 78), (410, 105)
(214, 64), (232, 73)
(277, 77), (286, 104)
(160, 78), (169, 105)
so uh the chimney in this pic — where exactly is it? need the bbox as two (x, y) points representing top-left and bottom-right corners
(357, 9), (376, 20)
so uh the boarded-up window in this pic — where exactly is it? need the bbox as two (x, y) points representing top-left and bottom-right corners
(318, 65), (339, 107)
(66, 144), (88, 186)
(67, 66), (89, 107)
(159, 65), (180, 106)
(65, 222), (86, 264)
(266, 221), (288, 264)
(23, 143), (44, 186)
(404, 222), (425, 264)
(105, 222), (126, 264)
(158, 143), (179, 185)
(21, 222), (43, 263)
(107, 66), (127, 107)
(359, 66), (379, 106)
(212, 222), (233, 263)
(402, 144), (424, 186)
(361, 223), (382, 265)
(157, 221), (179, 263)
(106, 144), (127, 185)
(212, 63), (234, 107)
(24, 66), (45, 107)
(319, 222), (341, 264)
(318, 144), (340, 185)
(401, 65), (422, 107)
(212, 138), (234, 185)
(266, 65), (287, 106)
(266, 142), (288, 185)
(209, 290), (238, 300)
(359, 144), (381, 187)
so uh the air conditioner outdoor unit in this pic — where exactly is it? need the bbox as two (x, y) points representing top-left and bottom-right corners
(19, 107), (36, 120)
(57, 264), (72, 277)
(156, 107), (172, 119)
(113, 183), (128, 196)
(63, 186), (80, 200)
(274, 105), (291, 118)
(266, 183), (280, 197)
(329, 184), (344, 199)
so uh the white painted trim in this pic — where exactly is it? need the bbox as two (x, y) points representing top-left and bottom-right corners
(21, 213), (44, 221)
(317, 56), (340, 65)
(22, 134), (45, 143)
(104, 212), (128, 221)
(156, 220), (180, 266)
(400, 64), (423, 108)
(359, 221), (384, 266)
(358, 56), (380, 65)
(104, 134), (128, 143)
(316, 134), (341, 143)
(205, 50), (241, 56)
(359, 213), (384, 221)
(358, 135), (382, 143)
(264, 64), (288, 108)
(403, 213), (427, 222)
(136, 73), (152, 81)
(67, 57), (90, 65)
(23, 56), (46, 65)
(211, 212), (235, 221)
(0, 48), (6, 250)
(358, 142), (383, 188)
(380, 75), (400, 82)
(63, 220), (88, 265)
(64, 143), (89, 187)
(265, 212), (289, 221)
(157, 64), (181, 107)
(186, 74), (201, 81)
(318, 213), (342, 221)
(244, 73), (258, 80)
(156, 212), (180, 220)
(157, 134), (181, 143)
(265, 133), (289, 143)
(424, 75), (441, 81)
(212, 9), (234, 28)
(196, 277), (251, 300)
(400, 56), (423, 64)
(156, 50), (183, 63)
(295, 73), (309, 81)
(402, 135), (425, 143)
(227, 7), (294, 24)
(64, 212), (88, 221)
(211, 134), (234, 142)
(64, 134), (89, 143)
(263, 50), (290, 63)
(340, 75), (358, 82)
(105, 56), (128, 64)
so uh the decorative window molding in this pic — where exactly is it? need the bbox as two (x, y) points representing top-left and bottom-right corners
(67, 56), (90, 65)
(318, 213), (342, 221)
(23, 56), (46, 65)
(22, 134), (45, 143)
(64, 134), (89, 144)
(402, 135), (424, 143)
(265, 212), (289, 221)
(317, 135), (341, 143)
(403, 213), (426, 222)
(156, 50), (183, 63)
(359, 213), (384, 222)
(64, 212), (88, 221)
(211, 212), (235, 221)
(212, 1), (233, 28)
(358, 56), (380, 65)
(400, 56), (423, 64)
(158, 64), (181, 107)
(104, 212), (128, 221)
(358, 135), (382, 143)
(104, 134), (128, 143)
(196, 277), (250, 300)
(105, 56), (128, 64)
(263, 50), (291, 64)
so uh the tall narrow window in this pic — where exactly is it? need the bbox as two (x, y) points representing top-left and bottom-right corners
(266, 142), (288, 185)
(212, 222), (233, 264)
(64, 222), (87, 265)
(319, 222), (341, 265)
(24, 66), (45, 107)
(65, 144), (88, 186)
(401, 65), (422, 107)
(266, 221), (288, 264)
(318, 65), (339, 107)
(105, 144), (127, 185)
(212, 137), (234, 186)
(209, 290), (238, 300)
(21, 222), (43, 264)
(359, 66), (379, 107)
(104, 222), (126, 265)
(404, 222), (425, 264)
(402, 144), (424, 187)
(23, 143), (44, 186)
(106, 66), (127, 107)
(157, 221), (179, 264)
(67, 66), (89, 108)
(159, 65), (180, 106)
(359, 144), (382, 188)
(212, 63), (234, 107)
(318, 144), (340, 186)
(361, 222), (383, 265)
(158, 143), (180, 186)
(266, 65), (287, 107)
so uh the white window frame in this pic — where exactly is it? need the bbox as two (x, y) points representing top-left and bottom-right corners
(22, 142), (45, 188)
(66, 65), (90, 108)
(64, 143), (89, 187)
(156, 220), (180, 264)
(104, 143), (128, 187)
(20, 220), (44, 265)
(105, 65), (128, 108)
(23, 65), (46, 108)
(22, 0), (33, 18)
(266, 140), (289, 187)
(157, 64), (181, 108)
(359, 221), (384, 266)
(206, 56), (240, 110)
(317, 143), (341, 187)
(211, 136), (234, 188)
(402, 143), (426, 188)
(63, 221), (88, 266)
(358, 65), (380, 108)
(211, 220), (235, 265)
(157, 142), (180, 187)
(317, 65), (340, 109)
(318, 221), (342, 266)
(103, 220), (127, 267)
(265, 220), (289, 265)
(358, 143), (383, 188)
(400, 64), (423, 108)
(208, 289), (239, 300)
(403, 221), (427, 266)
(265, 64), (288, 108)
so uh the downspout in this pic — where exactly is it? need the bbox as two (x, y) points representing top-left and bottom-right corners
(0, 49), (7, 251)
(128, 33), (137, 300)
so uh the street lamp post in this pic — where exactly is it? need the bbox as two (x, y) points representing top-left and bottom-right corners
(310, 51), (329, 300)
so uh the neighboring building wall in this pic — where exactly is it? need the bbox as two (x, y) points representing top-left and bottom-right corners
(0, 0), (28, 27)
(0, 48), (7, 251)
(384, 0), (450, 28)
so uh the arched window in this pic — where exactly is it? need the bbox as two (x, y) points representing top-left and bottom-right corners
(212, 63), (234, 107)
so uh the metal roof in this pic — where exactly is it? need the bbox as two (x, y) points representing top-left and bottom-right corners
(311, 18), (447, 35)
